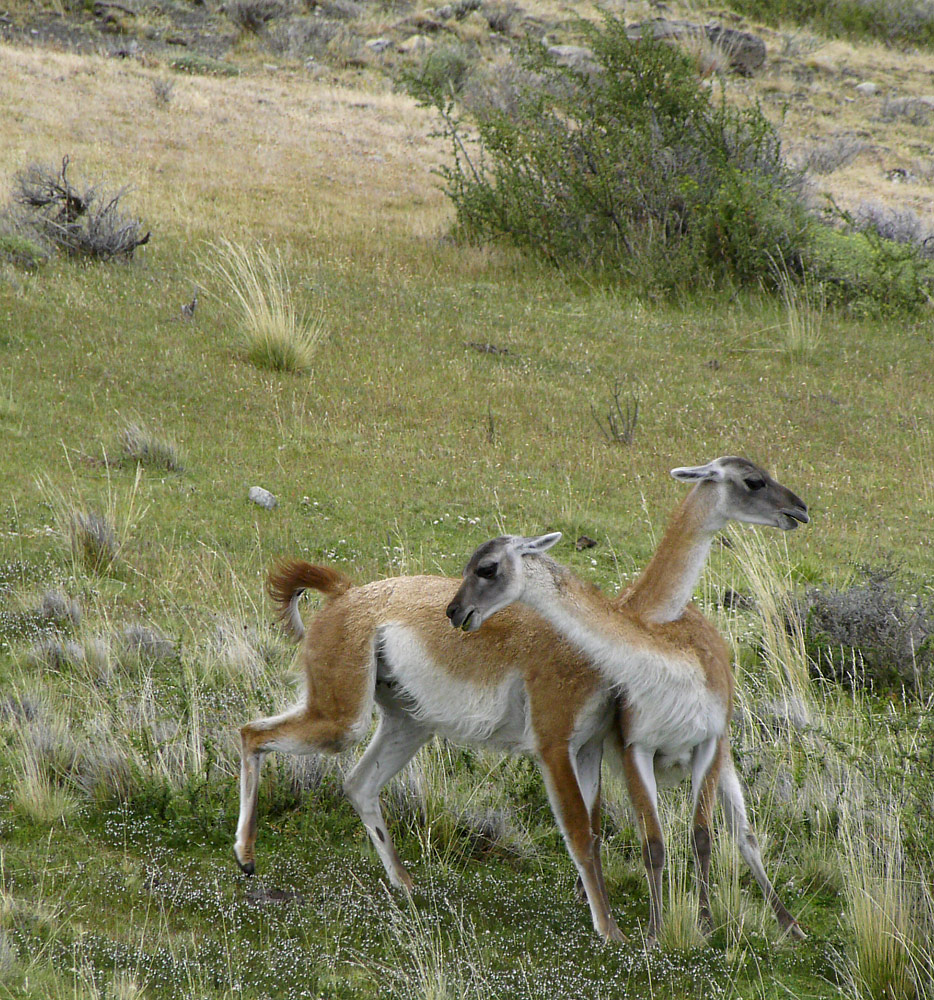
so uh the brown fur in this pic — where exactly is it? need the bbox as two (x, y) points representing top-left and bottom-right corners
(266, 559), (353, 637)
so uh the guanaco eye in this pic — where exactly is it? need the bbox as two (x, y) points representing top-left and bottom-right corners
(745, 477), (766, 491)
(476, 563), (498, 580)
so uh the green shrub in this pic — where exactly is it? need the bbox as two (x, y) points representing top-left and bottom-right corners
(170, 54), (241, 77)
(414, 14), (809, 291)
(804, 222), (934, 316)
(412, 43), (475, 97)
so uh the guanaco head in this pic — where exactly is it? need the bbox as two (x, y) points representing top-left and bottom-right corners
(446, 532), (562, 632)
(670, 456), (809, 532)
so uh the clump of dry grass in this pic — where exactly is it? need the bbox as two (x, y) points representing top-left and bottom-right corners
(838, 813), (921, 1000)
(69, 509), (120, 574)
(203, 238), (325, 373)
(37, 466), (147, 578)
(118, 421), (185, 472)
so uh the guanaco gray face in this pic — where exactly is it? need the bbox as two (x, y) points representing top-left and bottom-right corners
(671, 456), (809, 531)
(446, 533), (562, 632)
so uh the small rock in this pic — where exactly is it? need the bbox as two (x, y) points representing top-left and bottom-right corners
(855, 81), (879, 97)
(398, 34), (433, 53)
(365, 36), (393, 53)
(249, 486), (278, 510)
(575, 535), (597, 551)
(546, 43), (599, 74)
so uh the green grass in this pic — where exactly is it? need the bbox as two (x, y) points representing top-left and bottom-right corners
(1, 31), (934, 1000)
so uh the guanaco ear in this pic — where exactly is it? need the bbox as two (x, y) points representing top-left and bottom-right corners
(517, 532), (562, 555)
(670, 462), (725, 483)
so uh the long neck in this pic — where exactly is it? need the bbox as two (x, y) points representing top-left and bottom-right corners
(618, 486), (721, 624)
(516, 557), (643, 664)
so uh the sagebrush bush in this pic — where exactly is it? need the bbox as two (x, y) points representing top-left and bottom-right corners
(415, 14), (809, 291)
(11, 156), (150, 260)
(803, 569), (934, 695)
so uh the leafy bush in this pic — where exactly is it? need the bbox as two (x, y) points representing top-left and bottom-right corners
(803, 569), (934, 695)
(805, 219), (934, 316)
(170, 54), (241, 76)
(726, 0), (934, 50)
(412, 43), (475, 97)
(414, 14), (810, 291)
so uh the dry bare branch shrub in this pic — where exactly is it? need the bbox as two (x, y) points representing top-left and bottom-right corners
(12, 156), (150, 260)
(224, 0), (287, 32)
(880, 96), (934, 126)
(151, 76), (175, 105)
(802, 569), (934, 695)
(853, 201), (934, 258)
(801, 135), (871, 174)
(483, 1), (520, 34)
(591, 381), (639, 444)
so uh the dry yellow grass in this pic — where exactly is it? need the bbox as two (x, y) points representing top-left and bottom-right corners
(0, 44), (450, 252)
(3, 1), (932, 247)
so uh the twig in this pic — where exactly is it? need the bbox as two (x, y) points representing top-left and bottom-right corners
(591, 381), (639, 444)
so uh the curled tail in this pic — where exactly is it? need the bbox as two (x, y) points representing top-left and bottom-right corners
(267, 559), (353, 641)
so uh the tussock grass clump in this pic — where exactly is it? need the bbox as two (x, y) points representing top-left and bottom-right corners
(9, 699), (79, 825)
(118, 421), (184, 472)
(119, 624), (176, 666)
(204, 239), (325, 372)
(39, 467), (146, 579)
(774, 260), (825, 360)
(839, 815), (921, 1000)
(69, 510), (120, 575)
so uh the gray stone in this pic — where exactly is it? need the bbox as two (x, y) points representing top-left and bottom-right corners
(855, 81), (879, 96)
(365, 36), (393, 53)
(626, 18), (766, 75)
(248, 486), (278, 509)
(545, 43), (599, 73)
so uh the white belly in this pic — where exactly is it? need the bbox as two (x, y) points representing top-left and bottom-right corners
(624, 651), (727, 761)
(377, 624), (536, 752)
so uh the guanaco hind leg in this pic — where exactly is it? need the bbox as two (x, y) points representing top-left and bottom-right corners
(624, 744), (665, 948)
(573, 735), (613, 917)
(718, 753), (806, 940)
(690, 736), (722, 935)
(342, 709), (430, 891)
(538, 740), (626, 944)
(234, 704), (361, 875)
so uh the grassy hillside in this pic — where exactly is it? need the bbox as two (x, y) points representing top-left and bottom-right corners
(1, 7), (933, 999)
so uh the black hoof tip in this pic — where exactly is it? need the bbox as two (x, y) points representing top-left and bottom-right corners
(235, 853), (255, 876)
